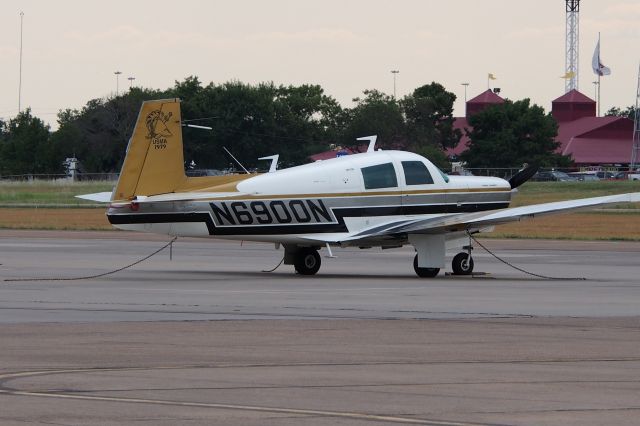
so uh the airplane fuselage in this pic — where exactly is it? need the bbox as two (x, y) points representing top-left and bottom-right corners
(107, 150), (512, 245)
(83, 98), (639, 276)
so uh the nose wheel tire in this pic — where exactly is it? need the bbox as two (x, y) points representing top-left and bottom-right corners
(452, 252), (474, 275)
(294, 248), (321, 275)
(413, 254), (440, 278)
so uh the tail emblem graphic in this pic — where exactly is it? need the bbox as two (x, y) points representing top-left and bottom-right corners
(145, 110), (173, 149)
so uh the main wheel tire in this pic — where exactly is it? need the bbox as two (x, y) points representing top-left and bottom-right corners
(452, 252), (474, 275)
(294, 248), (321, 275)
(413, 254), (440, 278)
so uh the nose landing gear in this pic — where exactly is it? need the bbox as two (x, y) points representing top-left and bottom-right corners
(452, 252), (474, 275)
(452, 243), (474, 275)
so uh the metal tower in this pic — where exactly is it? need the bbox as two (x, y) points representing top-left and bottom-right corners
(631, 64), (640, 170)
(565, 0), (580, 92)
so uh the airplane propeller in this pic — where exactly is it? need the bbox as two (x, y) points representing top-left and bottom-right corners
(508, 163), (539, 189)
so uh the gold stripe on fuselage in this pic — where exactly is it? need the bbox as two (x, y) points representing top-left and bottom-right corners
(110, 187), (511, 206)
(226, 187), (511, 200)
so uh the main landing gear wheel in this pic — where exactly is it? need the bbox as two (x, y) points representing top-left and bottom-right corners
(294, 248), (321, 275)
(452, 252), (474, 275)
(413, 254), (440, 278)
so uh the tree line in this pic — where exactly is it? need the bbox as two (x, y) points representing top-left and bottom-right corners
(3, 75), (611, 176)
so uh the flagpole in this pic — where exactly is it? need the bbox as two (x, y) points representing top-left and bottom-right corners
(597, 32), (601, 116)
(597, 74), (601, 117)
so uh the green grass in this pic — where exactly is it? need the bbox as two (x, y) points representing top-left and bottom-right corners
(0, 179), (638, 239)
(512, 181), (640, 209)
(0, 180), (113, 206)
(0, 179), (638, 208)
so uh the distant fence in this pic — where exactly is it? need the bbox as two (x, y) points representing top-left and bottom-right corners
(1, 166), (637, 183)
(0, 173), (119, 182)
(463, 166), (639, 178)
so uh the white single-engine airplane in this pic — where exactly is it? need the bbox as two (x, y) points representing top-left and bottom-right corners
(80, 99), (640, 277)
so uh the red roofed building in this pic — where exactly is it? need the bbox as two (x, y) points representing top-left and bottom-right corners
(551, 90), (634, 165)
(465, 89), (505, 116)
(552, 89), (596, 122)
(448, 89), (635, 166)
(309, 146), (362, 162)
(447, 89), (505, 158)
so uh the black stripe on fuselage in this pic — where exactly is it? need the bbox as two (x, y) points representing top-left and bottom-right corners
(107, 202), (509, 236)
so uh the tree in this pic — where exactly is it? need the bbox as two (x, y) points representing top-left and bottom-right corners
(0, 109), (56, 175)
(401, 82), (461, 151)
(50, 87), (168, 172)
(339, 90), (405, 151)
(460, 99), (572, 168)
(175, 81), (342, 169)
(605, 106), (636, 120)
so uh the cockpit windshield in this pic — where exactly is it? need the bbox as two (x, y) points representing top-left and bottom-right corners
(437, 167), (450, 183)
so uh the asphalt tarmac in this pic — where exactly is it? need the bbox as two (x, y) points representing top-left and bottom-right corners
(1, 230), (639, 425)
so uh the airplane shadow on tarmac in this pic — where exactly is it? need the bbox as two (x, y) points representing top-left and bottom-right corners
(124, 268), (569, 282)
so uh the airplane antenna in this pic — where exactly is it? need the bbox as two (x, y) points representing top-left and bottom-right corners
(182, 124), (212, 130)
(181, 117), (219, 130)
(357, 135), (378, 153)
(223, 146), (249, 174)
(258, 154), (279, 172)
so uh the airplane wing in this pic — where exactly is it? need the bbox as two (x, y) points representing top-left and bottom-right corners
(303, 192), (640, 244)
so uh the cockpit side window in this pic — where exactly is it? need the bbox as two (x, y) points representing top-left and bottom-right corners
(361, 163), (398, 189)
(401, 161), (434, 185)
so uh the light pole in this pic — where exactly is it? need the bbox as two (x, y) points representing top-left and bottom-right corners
(114, 71), (122, 96)
(128, 76), (136, 89)
(461, 83), (469, 103)
(391, 70), (399, 98)
(18, 11), (24, 113)
(461, 83), (469, 116)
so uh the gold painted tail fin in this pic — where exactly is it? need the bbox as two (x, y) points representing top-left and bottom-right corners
(113, 98), (187, 201)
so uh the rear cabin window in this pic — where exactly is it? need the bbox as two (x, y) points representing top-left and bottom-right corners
(361, 163), (398, 189)
(402, 161), (434, 185)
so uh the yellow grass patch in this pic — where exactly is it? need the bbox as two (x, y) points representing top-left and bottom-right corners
(0, 206), (638, 240)
(492, 212), (640, 240)
(0, 208), (112, 231)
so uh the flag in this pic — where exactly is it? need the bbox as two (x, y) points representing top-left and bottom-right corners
(592, 39), (611, 76)
(561, 71), (576, 79)
(488, 73), (497, 80)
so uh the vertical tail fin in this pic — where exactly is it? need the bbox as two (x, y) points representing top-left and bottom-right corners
(113, 98), (186, 201)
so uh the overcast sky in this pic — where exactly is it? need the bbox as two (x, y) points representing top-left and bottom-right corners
(1, 0), (639, 129)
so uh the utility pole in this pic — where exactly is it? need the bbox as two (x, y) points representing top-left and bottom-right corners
(18, 11), (24, 113)
(391, 70), (399, 99)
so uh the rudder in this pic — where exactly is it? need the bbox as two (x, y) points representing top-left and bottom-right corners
(113, 98), (186, 201)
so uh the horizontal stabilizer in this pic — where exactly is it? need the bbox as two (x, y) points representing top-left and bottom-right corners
(76, 192), (112, 203)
